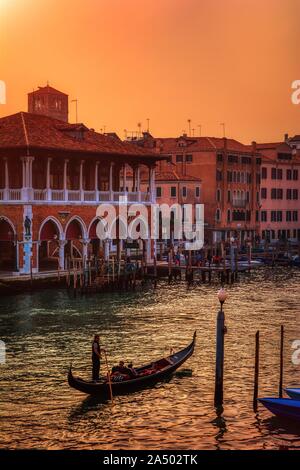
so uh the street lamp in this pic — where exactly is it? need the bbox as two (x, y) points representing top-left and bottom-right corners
(217, 287), (228, 312)
(215, 286), (228, 407)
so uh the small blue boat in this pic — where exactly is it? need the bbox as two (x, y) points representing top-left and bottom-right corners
(285, 388), (300, 400)
(291, 256), (300, 267)
(259, 398), (300, 421)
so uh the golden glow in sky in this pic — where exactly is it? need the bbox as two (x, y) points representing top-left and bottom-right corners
(1, 0), (300, 142)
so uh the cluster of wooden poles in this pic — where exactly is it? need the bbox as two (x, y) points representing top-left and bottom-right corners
(214, 307), (285, 411)
(167, 249), (243, 286)
(252, 325), (285, 412)
(62, 248), (252, 295)
(64, 255), (150, 295)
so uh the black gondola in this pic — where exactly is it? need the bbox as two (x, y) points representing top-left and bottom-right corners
(68, 331), (196, 398)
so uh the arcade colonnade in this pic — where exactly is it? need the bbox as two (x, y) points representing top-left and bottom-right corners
(0, 156), (157, 273)
(0, 210), (153, 274)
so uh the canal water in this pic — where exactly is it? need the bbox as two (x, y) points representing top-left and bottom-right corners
(0, 267), (300, 450)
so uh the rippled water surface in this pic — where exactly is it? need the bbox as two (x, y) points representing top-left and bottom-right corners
(0, 267), (300, 450)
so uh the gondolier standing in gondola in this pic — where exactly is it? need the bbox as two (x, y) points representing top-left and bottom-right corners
(92, 334), (105, 381)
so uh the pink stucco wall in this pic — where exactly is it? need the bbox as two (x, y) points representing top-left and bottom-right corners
(260, 160), (300, 241)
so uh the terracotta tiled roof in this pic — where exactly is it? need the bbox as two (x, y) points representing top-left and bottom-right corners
(260, 153), (300, 164)
(153, 136), (253, 154)
(255, 141), (300, 164)
(260, 154), (278, 162)
(256, 142), (292, 152)
(28, 85), (68, 96)
(155, 170), (201, 182)
(0, 112), (162, 160)
(255, 142), (281, 149)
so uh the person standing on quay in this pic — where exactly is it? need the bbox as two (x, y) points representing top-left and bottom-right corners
(92, 334), (105, 381)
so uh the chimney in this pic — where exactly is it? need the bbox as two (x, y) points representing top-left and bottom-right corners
(252, 141), (257, 152)
(284, 133), (289, 142)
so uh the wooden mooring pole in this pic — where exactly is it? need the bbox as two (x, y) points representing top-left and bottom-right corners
(154, 255), (157, 288)
(253, 330), (260, 412)
(234, 249), (238, 281)
(214, 308), (225, 407)
(168, 251), (172, 284)
(279, 325), (284, 398)
(67, 256), (71, 288)
(88, 260), (92, 287)
(30, 258), (33, 289)
(112, 256), (115, 283)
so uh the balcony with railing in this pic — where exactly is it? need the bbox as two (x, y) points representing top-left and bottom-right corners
(0, 188), (153, 204)
(1, 157), (157, 206)
(232, 198), (247, 208)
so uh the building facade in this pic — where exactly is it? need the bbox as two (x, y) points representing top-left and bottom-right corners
(147, 170), (202, 253)
(131, 133), (261, 244)
(0, 111), (163, 274)
(258, 142), (300, 242)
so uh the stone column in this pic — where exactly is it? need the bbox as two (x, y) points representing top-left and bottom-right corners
(46, 157), (52, 201)
(150, 166), (156, 202)
(21, 158), (26, 188)
(104, 239), (110, 261)
(148, 166), (151, 196)
(58, 240), (67, 270)
(28, 157), (34, 190)
(3, 158), (9, 201)
(21, 157), (34, 202)
(109, 162), (114, 200)
(137, 165), (141, 201)
(21, 205), (33, 274)
(63, 159), (68, 201)
(132, 165), (136, 192)
(82, 238), (90, 267)
(123, 164), (127, 192)
(95, 162), (99, 201)
(28, 157), (34, 200)
(15, 239), (19, 272)
(145, 239), (151, 262)
(79, 160), (84, 201)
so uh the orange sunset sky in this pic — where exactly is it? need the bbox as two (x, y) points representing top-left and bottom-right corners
(1, 0), (300, 143)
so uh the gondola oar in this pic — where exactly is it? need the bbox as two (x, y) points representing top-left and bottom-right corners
(103, 350), (114, 403)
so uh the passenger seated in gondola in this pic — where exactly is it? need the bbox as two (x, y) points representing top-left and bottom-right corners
(111, 361), (135, 378)
(127, 362), (138, 377)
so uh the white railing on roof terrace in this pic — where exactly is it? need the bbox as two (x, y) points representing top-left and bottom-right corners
(68, 190), (81, 202)
(33, 189), (47, 201)
(51, 189), (65, 201)
(0, 188), (153, 204)
(98, 191), (111, 201)
(84, 190), (97, 202)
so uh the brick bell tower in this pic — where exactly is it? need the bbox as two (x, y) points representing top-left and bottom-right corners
(28, 84), (69, 122)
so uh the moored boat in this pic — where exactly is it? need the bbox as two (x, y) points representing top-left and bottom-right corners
(68, 331), (196, 398)
(291, 256), (300, 268)
(259, 397), (300, 421)
(285, 388), (300, 400)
